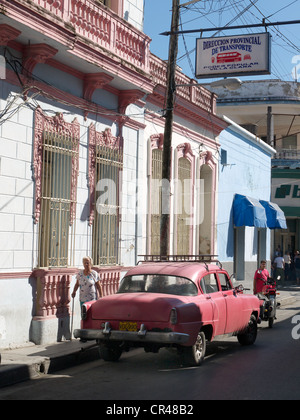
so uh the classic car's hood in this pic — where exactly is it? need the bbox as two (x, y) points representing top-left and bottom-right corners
(91, 293), (189, 322)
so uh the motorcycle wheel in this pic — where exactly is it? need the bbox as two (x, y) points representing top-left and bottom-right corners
(268, 298), (276, 328)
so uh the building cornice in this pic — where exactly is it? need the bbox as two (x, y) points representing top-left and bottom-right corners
(222, 115), (276, 156)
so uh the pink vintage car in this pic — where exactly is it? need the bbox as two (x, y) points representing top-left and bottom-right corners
(74, 256), (261, 366)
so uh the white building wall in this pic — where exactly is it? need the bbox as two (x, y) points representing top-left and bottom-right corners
(217, 117), (275, 281)
(0, 80), (143, 347)
(0, 90), (34, 272)
(124, 0), (144, 31)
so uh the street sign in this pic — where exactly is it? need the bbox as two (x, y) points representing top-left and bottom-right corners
(195, 32), (271, 79)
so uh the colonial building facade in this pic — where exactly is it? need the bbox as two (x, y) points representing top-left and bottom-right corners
(0, 0), (230, 347)
(208, 80), (298, 259)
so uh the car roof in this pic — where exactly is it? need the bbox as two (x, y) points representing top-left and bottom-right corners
(125, 262), (225, 283)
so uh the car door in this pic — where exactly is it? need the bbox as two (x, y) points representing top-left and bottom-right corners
(200, 273), (226, 336)
(217, 272), (246, 333)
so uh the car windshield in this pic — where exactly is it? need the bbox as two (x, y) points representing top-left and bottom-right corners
(118, 275), (198, 296)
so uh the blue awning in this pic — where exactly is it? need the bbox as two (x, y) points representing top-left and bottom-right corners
(233, 194), (268, 228)
(259, 200), (287, 230)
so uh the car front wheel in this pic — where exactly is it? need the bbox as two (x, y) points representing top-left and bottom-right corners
(181, 331), (206, 367)
(237, 315), (257, 346)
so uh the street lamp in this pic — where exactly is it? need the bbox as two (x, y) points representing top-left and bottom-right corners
(209, 77), (242, 91)
(176, 78), (242, 91)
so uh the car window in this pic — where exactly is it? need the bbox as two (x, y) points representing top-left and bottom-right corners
(118, 275), (198, 296)
(218, 273), (233, 291)
(200, 273), (219, 294)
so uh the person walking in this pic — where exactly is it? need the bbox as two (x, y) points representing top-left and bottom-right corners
(72, 256), (103, 306)
(294, 251), (300, 286)
(273, 254), (285, 287)
(283, 251), (291, 283)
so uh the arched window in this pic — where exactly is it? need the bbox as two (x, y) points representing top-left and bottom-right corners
(175, 143), (194, 255)
(89, 125), (123, 266)
(33, 108), (80, 268)
(197, 151), (216, 256)
(148, 134), (164, 255)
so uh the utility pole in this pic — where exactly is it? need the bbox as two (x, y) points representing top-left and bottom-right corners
(160, 0), (180, 257)
(267, 106), (274, 148)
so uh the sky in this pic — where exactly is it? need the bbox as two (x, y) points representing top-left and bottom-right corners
(144, 0), (300, 83)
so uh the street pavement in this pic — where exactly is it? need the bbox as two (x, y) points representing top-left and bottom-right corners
(0, 284), (299, 389)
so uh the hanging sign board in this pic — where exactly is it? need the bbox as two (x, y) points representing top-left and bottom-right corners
(195, 32), (271, 79)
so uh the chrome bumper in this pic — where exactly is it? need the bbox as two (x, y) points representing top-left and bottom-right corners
(74, 323), (189, 345)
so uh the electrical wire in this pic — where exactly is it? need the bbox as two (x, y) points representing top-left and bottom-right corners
(1, 47), (148, 123)
(175, 0), (300, 82)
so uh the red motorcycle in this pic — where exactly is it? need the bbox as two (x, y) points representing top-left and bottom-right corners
(259, 277), (280, 328)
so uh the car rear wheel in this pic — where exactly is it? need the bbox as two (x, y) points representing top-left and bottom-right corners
(181, 331), (206, 367)
(237, 315), (257, 346)
(99, 343), (122, 362)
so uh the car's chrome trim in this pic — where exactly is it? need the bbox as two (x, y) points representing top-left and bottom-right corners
(74, 328), (189, 344)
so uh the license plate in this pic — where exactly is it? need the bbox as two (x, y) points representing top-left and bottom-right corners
(119, 322), (138, 332)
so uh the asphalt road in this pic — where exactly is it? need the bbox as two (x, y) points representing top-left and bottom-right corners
(1, 296), (300, 401)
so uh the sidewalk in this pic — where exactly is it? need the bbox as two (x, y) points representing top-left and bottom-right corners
(0, 340), (100, 388)
(0, 285), (299, 389)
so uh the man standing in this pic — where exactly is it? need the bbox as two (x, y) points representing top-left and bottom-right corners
(253, 260), (270, 295)
(273, 254), (285, 287)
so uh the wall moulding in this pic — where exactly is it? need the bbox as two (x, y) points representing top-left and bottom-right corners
(22, 43), (58, 77)
(83, 72), (114, 102)
(0, 24), (21, 45)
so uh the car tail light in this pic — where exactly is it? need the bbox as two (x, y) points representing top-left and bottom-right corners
(81, 304), (87, 320)
(170, 308), (177, 325)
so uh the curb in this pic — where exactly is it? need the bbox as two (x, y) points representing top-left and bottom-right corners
(0, 343), (100, 389)
(278, 294), (297, 307)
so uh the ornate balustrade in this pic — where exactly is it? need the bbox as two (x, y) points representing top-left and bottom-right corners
(149, 54), (216, 114)
(32, 266), (121, 319)
(33, 268), (76, 319)
(93, 266), (121, 296)
(4, 0), (216, 113)
(6, 0), (151, 74)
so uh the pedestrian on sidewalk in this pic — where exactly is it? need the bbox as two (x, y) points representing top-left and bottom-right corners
(72, 256), (103, 306)
(294, 251), (300, 286)
(273, 254), (285, 287)
(284, 251), (291, 282)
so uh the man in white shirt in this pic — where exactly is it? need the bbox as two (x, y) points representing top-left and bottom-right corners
(273, 255), (285, 287)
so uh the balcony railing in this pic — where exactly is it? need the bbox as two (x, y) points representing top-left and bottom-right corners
(4, 0), (216, 114)
(13, 0), (151, 74)
(149, 54), (216, 114)
(275, 149), (300, 160)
